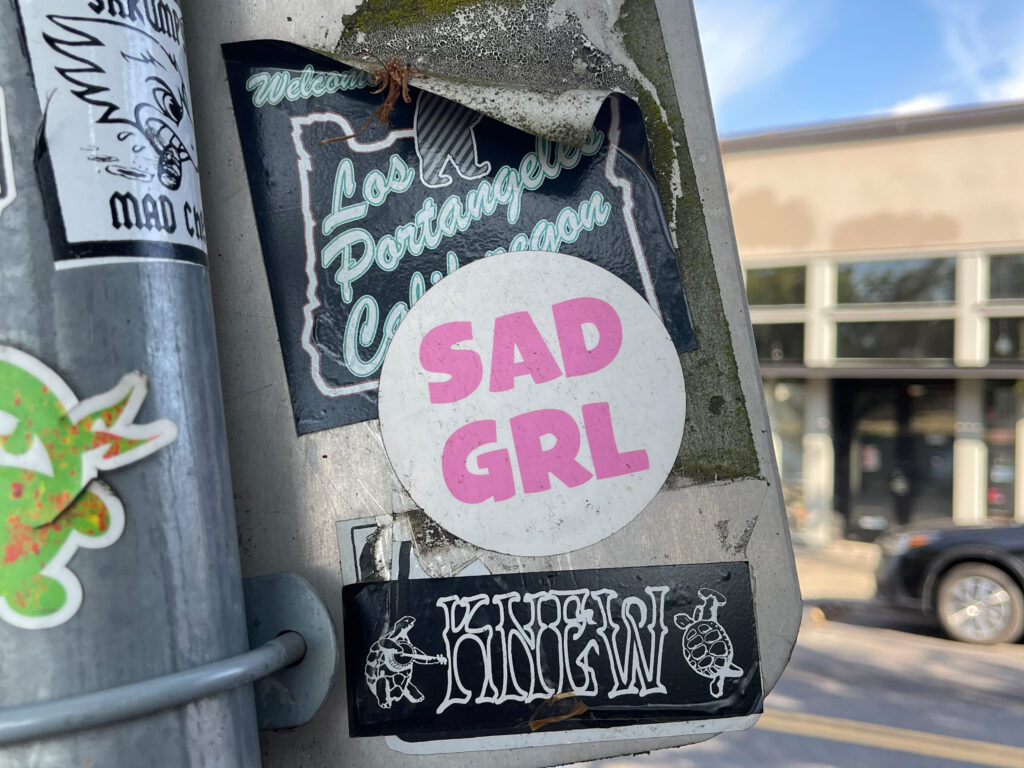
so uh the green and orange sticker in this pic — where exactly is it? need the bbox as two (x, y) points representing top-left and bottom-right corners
(0, 346), (176, 629)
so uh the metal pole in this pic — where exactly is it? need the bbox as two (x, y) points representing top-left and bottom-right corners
(0, 2), (260, 765)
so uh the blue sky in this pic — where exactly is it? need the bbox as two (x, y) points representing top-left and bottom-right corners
(692, 0), (1024, 136)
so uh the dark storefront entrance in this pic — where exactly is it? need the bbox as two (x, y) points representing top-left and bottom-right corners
(834, 380), (955, 539)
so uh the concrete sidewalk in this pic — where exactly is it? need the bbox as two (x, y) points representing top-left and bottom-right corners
(793, 540), (880, 601)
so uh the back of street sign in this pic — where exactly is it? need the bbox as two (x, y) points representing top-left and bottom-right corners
(184, 1), (802, 766)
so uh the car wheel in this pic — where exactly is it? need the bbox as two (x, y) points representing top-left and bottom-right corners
(936, 563), (1024, 644)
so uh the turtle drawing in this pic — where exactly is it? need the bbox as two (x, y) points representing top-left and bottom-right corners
(0, 346), (177, 629)
(673, 588), (745, 699)
(365, 615), (447, 709)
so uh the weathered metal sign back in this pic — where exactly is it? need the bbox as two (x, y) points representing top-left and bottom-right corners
(192, 0), (800, 765)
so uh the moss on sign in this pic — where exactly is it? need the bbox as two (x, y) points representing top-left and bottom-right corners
(337, 0), (760, 483)
(616, 0), (758, 483)
(342, 0), (504, 36)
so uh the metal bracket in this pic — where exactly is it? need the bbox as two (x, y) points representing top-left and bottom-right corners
(243, 572), (338, 730)
(0, 631), (305, 747)
(0, 572), (337, 746)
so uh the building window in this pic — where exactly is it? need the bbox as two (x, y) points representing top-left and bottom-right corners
(745, 266), (805, 305)
(837, 258), (955, 304)
(836, 320), (954, 359)
(989, 254), (1024, 300)
(985, 382), (1018, 519)
(752, 323), (804, 363)
(990, 318), (1024, 363)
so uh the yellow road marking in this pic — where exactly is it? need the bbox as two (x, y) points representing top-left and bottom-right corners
(756, 709), (1024, 768)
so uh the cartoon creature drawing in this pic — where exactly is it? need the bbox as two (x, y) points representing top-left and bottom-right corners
(43, 15), (196, 190)
(365, 615), (447, 709)
(413, 91), (491, 188)
(0, 346), (176, 629)
(673, 588), (745, 699)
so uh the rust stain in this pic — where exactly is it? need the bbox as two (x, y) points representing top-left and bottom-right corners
(528, 692), (588, 731)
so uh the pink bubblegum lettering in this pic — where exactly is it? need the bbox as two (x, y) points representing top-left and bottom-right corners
(424, 296), (650, 504)
(421, 321), (483, 404)
(552, 297), (622, 377)
(510, 409), (593, 493)
(489, 311), (563, 393)
(441, 420), (516, 503)
(582, 401), (650, 479)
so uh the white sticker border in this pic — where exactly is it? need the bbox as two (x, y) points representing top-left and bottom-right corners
(377, 251), (686, 557)
(0, 345), (177, 630)
(385, 713), (760, 754)
(0, 87), (16, 221)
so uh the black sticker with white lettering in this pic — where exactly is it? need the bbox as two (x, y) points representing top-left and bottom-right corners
(343, 562), (762, 741)
(223, 40), (696, 434)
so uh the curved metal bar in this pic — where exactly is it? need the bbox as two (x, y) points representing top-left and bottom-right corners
(0, 631), (306, 746)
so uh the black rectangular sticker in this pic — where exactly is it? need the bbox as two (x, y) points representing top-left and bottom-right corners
(343, 562), (762, 742)
(223, 41), (697, 435)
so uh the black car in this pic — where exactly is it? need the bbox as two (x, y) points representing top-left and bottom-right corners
(875, 521), (1024, 644)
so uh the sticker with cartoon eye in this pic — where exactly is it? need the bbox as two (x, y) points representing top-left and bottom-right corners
(147, 76), (184, 124)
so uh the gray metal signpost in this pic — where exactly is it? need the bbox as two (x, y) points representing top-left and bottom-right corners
(194, 0), (801, 765)
(0, 1), (800, 766)
(0, 2), (262, 765)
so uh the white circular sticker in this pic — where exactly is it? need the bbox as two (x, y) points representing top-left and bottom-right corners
(378, 251), (686, 557)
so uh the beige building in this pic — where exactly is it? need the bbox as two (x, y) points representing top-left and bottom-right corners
(721, 102), (1024, 544)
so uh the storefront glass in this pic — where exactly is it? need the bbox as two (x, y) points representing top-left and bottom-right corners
(837, 257), (955, 304)
(990, 317), (1024, 363)
(752, 323), (804, 363)
(835, 380), (954, 539)
(746, 266), (805, 305)
(989, 254), (1024, 300)
(985, 381), (1018, 519)
(836, 320), (955, 360)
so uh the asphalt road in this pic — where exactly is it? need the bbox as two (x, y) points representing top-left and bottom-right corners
(573, 602), (1024, 768)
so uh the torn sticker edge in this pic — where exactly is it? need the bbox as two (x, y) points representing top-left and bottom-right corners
(328, 54), (616, 150)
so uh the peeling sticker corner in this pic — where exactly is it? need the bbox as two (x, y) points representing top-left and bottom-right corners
(331, 0), (761, 483)
(335, 0), (639, 146)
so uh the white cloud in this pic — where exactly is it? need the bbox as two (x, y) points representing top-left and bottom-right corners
(889, 92), (951, 116)
(693, 0), (824, 107)
(992, 49), (1024, 101)
(928, 0), (1024, 104)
